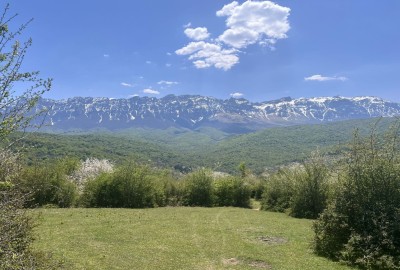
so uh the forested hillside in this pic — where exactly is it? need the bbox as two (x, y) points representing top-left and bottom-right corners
(10, 117), (397, 173)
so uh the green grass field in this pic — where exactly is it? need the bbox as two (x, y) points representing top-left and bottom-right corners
(33, 208), (352, 270)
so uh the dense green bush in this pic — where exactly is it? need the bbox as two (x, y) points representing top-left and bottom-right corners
(290, 154), (330, 219)
(183, 169), (214, 207)
(20, 159), (78, 208)
(313, 127), (400, 269)
(81, 164), (166, 208)
(213, 176), (251, 208)
(261, 154), (330, 219)
(261, 167), (295, 213)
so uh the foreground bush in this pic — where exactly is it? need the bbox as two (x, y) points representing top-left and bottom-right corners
(313, 127), (400, 269)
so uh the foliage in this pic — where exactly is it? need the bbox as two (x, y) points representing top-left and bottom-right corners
(183, 169), (214, 207)
(81, 163), (166, 208)
(0, 147), (21, 181)
(0, 4), (51, 141)
(68, 158), (114, 192)
(7, 117), (399, 174)
(0, 4), (60, 268)
(261, 167), (295, 213)
(213, 176), (251, 208)
(261, 153), (330, 219)
(19, 158), (78, 208)
(313, 124), (400, 269)
(0, 150), (62, 269)
(290, 152), (330, 219)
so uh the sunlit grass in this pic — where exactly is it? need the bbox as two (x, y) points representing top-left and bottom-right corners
(33, 207), (352, 270)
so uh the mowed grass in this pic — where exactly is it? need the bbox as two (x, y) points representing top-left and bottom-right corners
(32, 207), (352, 270)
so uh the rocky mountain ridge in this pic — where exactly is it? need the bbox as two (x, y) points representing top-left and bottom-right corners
(36, 95), (400, 133)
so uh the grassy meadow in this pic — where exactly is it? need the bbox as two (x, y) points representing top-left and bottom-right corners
(33, 207), (351, 270)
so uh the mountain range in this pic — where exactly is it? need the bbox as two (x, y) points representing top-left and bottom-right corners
(36, 95), (400, 133)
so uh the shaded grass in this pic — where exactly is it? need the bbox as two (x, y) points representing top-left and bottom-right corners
(33, 208), (352, 270)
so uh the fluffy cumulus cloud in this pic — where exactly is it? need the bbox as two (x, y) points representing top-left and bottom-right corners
(230, 92), (244, 98)
(305, 74), (348, 82)
(184, 27), (210, 41)
(176, 41), (239, 70)
(176, 1), (290, 70)
(143, 88), (160, 95)
(217, 1), (290, 49)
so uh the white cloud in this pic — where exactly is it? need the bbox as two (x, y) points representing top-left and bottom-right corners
(230, 92), (244, 98)
(103, 54), (110, 58)
(304, 74), (348, 82)
(165, 63), (172, 68)
(184, 27), (210, 41)
(158, 80), (179, 85)
(176, 41), (239, 70)
(216, 1), (239, 17)
(121, 82), (134, 88)
(128, 94), (139, 98)
(143, 88), (160, 95)
(146, 60), (152, 64)
(176, 1), (290, 70)
(217, 1), (290, 49)
(183, 22), (192, 28)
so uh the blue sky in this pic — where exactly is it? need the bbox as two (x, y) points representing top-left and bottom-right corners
(8, 0), (400, 102)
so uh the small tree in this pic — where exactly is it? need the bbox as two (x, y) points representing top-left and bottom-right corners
(0, 4), (56, 269)
(0, 4), (51, 141)
(313, 123), (400, 269)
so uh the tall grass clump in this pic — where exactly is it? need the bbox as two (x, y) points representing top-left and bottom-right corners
(313, 123), (400, 269)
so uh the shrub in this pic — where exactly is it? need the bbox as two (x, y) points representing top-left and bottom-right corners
(261, 154), (330, 219)
(0, 151), (62, 269)
(213, 176), (251, 208)
(313, 126), (400, 269)
(290, 153), (330, 219)
(81, 163), (166, 208)
(261, 167), (295, 213)
(183, 169), (214, 207)
(20, 159), (78, 208)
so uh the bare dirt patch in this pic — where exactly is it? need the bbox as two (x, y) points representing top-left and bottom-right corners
(248, 260), (272, 269)
(257, 236), (288, 245)
(223, 258), (272, 269)
(223, 257), (240, 266)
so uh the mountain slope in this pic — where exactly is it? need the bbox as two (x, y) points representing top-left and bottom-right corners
(14, 117), (398, 173)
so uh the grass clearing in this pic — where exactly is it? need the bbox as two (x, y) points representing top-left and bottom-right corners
(33, 207), (352, 270)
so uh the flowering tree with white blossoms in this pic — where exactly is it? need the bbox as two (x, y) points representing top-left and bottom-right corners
(69, 158), (114, 192)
